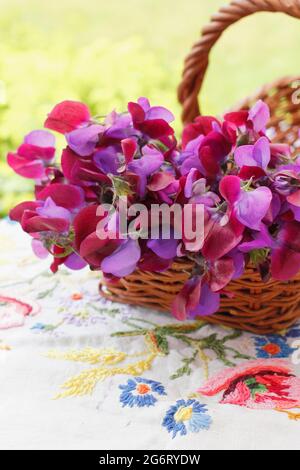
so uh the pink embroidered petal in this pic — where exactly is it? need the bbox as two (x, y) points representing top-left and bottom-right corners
(197, 359), (292, 396)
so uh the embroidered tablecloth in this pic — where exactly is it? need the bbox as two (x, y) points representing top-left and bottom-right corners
(0, 219), (300, 450)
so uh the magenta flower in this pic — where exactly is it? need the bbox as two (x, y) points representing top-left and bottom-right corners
(10, 198), (71, 234)
(188, 282), (220, 318)
(181, 116), (221, 149)
(248, 100), (270, 133)
(127, 146), (164, 197)
(239, 221), (300, 281)
(148, 172), (179, 204)
(225, 100), (270, 133)
(44, 100), (91, 134)
(234, 136), (270, 170)
(220, 175), (272, 230)
(180, 128), (232, 179)
(73, 204), (122, 270)
(171, 276), (202, 321)
(9, 96), (300, 316)
(128, 97), (174, 139)
(7, 130), (55, 179)
(36, 183), (85, 210)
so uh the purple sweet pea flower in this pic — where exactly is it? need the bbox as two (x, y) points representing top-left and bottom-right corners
(32, 239), (49, 259)
(128, 97), (174, 139)
(188, 282), (220, 317)
(220, 175), (272, 230)
(137, 97), (175, 123)
(185, 174), (220, 207)
(66, 124), (104, 156)
(101, 238), (141, 277)
(179, 136), (205, 176)
(128, 146), (164, 197)
(93, 146), (120, 175)
(36, 197), (71, 223)
(147, 237), (178, 260)
(239, 224), (277, 253)
(64, 252), (87, 270)
(239, 221), (300, 282)
(234, 136), (270, 170)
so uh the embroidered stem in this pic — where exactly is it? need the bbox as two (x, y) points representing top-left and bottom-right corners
(275, 407), (300, 421)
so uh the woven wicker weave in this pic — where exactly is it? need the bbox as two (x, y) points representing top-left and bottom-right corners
(100, 0), (300, 334)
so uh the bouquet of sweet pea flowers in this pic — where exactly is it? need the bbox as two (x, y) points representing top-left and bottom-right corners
(8, 97), (300, 320)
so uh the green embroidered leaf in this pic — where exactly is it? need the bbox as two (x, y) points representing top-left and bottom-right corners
(170, 351), (198, 380)
(153, 333), (169, 355)
(244, 378), (268, 398)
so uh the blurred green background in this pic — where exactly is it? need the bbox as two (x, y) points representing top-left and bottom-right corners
(1, 0), (300, 216)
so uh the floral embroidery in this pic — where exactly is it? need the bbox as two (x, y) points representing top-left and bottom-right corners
(162, 399), (211, 438)
(46, 345), (157, 398)
(119, 377), (166, 408)
(286, 324), (300, 339)
(0, 295), (39, 329)
(198, 359), (300, 420)
(112, 318), (251, 380)
(254, 335), (296, 358)
(0, 339), (11, 351)
(47, 317), (252, 398)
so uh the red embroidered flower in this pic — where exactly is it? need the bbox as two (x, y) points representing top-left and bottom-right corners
(197, 359), (300, 410)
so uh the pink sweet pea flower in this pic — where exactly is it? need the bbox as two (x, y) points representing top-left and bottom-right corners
(182, 116), (221, 149)
(73, 205), (121, 269)
(127, 145), (164, 197)
(225, 100), (270, 133)
(248, 100), (270, 133)
(10, 197), (71, 234)
(220, 175), (272, 230)
(44, 100), (91, 134)
(234, 136), (270, 170)
(7, 130), (55, 179)
(36, 183), (85, 210)
(239, 221), (300, 281)
(171, 276), (202, 321)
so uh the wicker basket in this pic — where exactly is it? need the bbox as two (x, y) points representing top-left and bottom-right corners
(100, 0), (300, 334)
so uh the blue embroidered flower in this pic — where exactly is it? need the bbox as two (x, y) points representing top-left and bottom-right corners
(31, 323), (46, 331)
(119, 377), (166, 408)
(162, 399), (211, 438)
(286, 325), (300, 339)
(253, 334), (296, 358)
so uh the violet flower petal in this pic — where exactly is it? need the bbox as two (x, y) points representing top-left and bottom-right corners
(188, 283), (220, 317)
(235, 187), (272, 230)
(66, 124), (104, 157)
(101, 238), (141, 277)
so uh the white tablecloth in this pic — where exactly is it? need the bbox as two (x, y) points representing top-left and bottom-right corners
(0, 219), (300, 450)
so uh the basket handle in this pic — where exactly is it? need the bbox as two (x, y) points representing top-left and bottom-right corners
(178, 0), (300, 124)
